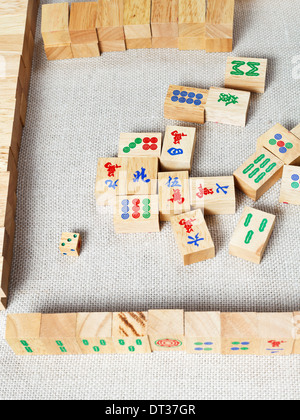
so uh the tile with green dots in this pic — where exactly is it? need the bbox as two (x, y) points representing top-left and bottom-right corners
(40, 314), (82, 355)
(59, 232), (81, 256)
(112, 312), (151, 354)
(257, 123), (300, 165)
(221, 313), (260, 355)
(185, 312), (221, 354)
(76, 313), (115, 354)
(279, 165), (300, 206)
(118, 133), (162, 158)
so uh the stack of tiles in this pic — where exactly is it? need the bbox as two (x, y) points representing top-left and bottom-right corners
(123, 0), (152, 50)
(69, 2), (100, 58)
(97, 0), (126, 52)
(205, 0), (235, 53)
(41, 3), (73, 61)
(41, 0), (238, 56)
(178, 0), (206, 51)
(0, 0), (39, 310)
(6, 311), (300, 356)
(151, 0), (178, 49)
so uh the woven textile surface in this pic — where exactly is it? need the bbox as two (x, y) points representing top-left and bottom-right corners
(0, 0), (299, 400)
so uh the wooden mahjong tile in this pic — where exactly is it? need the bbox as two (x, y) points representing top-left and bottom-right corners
(76, 313), (115, 354)
(234, 148), (284, 201)
(257, 313), (295, 356)
(221, 312), (260, 355)
(225, 57), (268, 93)
(170, 209), (215, 265)
(160, 126), (196, 172)
(190, 176), (236, 214)
(164, 84), (208, 124)
(126, 157), (158, 195)
(229, 206), (276, 264)
(114, 195), (160, 233)
(95, 157), (127, 206)
(205, 87), (251, 127)
(257, 123), (300, 166)
(185, 312), (221, 354)
(147, 309), (185, 352)
(112, 312), (151, 354)
(118, 133), (162, 158)
(158, 171), (190, 221)
(95, 157), (158, 206)
(279, 165), (300, 205)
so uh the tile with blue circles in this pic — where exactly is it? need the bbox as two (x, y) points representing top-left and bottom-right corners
(171, 89), (204, 106)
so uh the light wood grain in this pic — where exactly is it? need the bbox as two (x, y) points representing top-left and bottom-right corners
(97, 0), (125, 50)
(126, 157), (158, 196)
(152, 37), (178, 49)
(178, 0), (205, 50)
(71, 43), (100, 59)
(293, 312), (300, 354)
(291, 123), (300, 139)
(123, 0), (151, 39)
(206, 0), (235, 53)
(6, 313), (47, 355)
(44, 43), (73, 61)
(41, 3), (71, 45)
(99, 40), (126, 52)
(151, 0), (178, 38)
(221, 312), (259, 355)
(118, 132), (162, 158)
(76, 312), (115, 354)
(125, 38), (152, 50)
(59, 233), (81, 257)
(69, 2), (98, 44)
(205, 87), (251, 127)
(40, 314), (82, 355)
(95, 157), (127, 206)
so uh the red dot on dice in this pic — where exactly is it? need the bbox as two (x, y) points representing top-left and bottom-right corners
(277, 141), (285, 147)
(151, 137), (158, 143)
(143, 137), (151, 143)
(143, 144), (150, 150)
